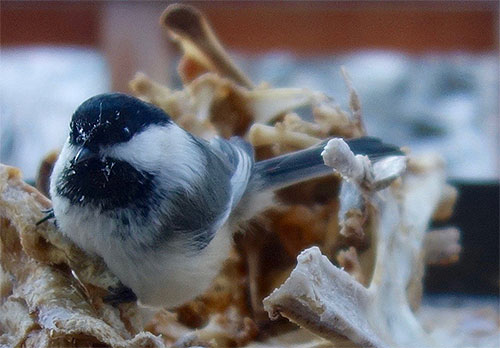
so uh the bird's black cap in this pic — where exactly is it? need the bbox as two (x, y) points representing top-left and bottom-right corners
(69, 93), (171, 149)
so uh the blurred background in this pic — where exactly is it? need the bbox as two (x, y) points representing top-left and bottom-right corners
(0, 1), (498, 296)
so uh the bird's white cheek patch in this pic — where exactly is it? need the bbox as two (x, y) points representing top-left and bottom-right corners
(105, 125), (205, 184)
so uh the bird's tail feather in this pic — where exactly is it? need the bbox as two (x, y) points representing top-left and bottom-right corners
(253, 136), (404, 191)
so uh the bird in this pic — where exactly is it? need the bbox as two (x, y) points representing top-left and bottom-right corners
(46, 92), (404, 308)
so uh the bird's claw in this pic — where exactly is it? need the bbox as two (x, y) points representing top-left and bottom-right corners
(104, 285), (138, 306)
(36, 208), (56, 226)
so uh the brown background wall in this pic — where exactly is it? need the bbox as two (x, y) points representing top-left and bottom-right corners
(2, 1), (498, 90)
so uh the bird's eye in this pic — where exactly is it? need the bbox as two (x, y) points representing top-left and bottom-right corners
(122, 127), (131, 140)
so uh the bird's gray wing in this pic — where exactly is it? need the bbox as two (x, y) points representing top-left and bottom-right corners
(209, 136), (254, 209)
(152, 136), (253, 252)
(252, 136), (404, 191)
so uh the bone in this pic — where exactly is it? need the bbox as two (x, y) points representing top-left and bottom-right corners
(264, 155), (447, 348)
(341, 67), (366, 135)
(161, 4), (254, 89)
(321, 138), (371, 182)
(424, 227), (461, 265)
(248, 124), (321, 149)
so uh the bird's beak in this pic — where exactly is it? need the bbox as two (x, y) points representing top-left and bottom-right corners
(72, 147), (97, 165)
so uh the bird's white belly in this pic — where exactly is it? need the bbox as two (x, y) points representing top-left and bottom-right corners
(117, 224), (233, 308)
(53, 196), (233, 308)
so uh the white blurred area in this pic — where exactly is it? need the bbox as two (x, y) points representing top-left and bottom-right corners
(237, 51), (499, 181)
(0, 47), (110, 180)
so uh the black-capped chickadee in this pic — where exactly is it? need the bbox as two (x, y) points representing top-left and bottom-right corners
(47, 93), (403, 307)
